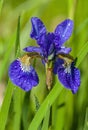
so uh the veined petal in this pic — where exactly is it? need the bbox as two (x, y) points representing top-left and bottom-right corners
(57, 64), (80, 94)
(54, 19), (74, 46)
(56, 46), (72, 55)
(23, 46), (43, 56)
(53, 58), (64, 74)
(30, 17), (46, 41)
(8, 59), (39, 91)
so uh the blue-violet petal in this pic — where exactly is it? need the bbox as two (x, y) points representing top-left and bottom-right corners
(54, 19), (74, 46)
(38, 33), (55, 58)
(53, 58), (64, 74)
(23, 46), (43, 56)
(8, 59), (39, 91)
(57, 64), (80, 93)
(56, 46), (72, 55)
(30, 17), (46, 41)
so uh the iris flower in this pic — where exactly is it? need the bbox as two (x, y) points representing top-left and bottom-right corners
(9, 17), (80, 93)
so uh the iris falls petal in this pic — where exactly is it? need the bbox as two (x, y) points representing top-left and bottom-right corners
(57, 64), (80, 94)
(53, 58), (64, 74)
(8, 59), (39, 91)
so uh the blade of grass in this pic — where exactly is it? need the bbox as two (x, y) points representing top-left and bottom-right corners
(28, 83), (63, 130)
(75, 18), (88, 35)
(42, 105), (50, 130)
(34, 95), (42, 130)
(0, 0), (4, 14)
(22, 92), (31, 130)
(0, 80), (14, 130)
(15, 16), (20, 57)
(13, 88), (25, 130)
(13, 16), (25, 130)
(0, 34), (16, 81)
(83, 108), (88, 130)
(76, 40), (88, 66)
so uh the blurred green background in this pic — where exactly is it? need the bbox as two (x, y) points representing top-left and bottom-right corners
(0, 0), (88, 130)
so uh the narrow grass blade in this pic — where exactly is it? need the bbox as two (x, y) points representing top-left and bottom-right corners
(75, 18), (88, 35)
(0, 34), (16, 81)
(42, 105), (50, 130)
(13, 88), (25, 130)
(83, 108), (88, 130)
(13, 16), (24, 130)
(0, 0), (4, 14)
(76, 41), (88, 66)
(22, 92), (31, 130)
(0, 80), (14, 130)
(28, 83), (63, 130)
(15, 16), (21, 57)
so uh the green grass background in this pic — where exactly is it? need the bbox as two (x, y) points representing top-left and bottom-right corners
(0, 0), (88, 130)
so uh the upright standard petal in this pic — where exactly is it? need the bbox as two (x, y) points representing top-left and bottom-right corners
(57, 64), (80, 94)
(30, 17), (46, 41)
(38, 33), (55, 58)
(54, 19), (74, 46)
(8, 59), (39, 91)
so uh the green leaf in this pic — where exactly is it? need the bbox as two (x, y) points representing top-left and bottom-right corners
(83, 108), (88, 130)
(76, 41), (88, 66)
(13, 88), (25, 130)
(13, 16), (25, 130)
(0, 34), (16, 81)
(15, 16), (21, 57)
(22, 92), (31, 130)
(42, 105), (50, 130)
(0, 0), (4, 14)
(75, 18), (88, 35)
(28, 83), (63, 130)
(0, 80), (14, 130)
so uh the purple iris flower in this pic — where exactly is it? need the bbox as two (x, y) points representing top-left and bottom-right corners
(8, 17), (80, 93)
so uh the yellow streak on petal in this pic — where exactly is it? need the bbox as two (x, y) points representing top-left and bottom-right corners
(19, 54), (31, 66)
